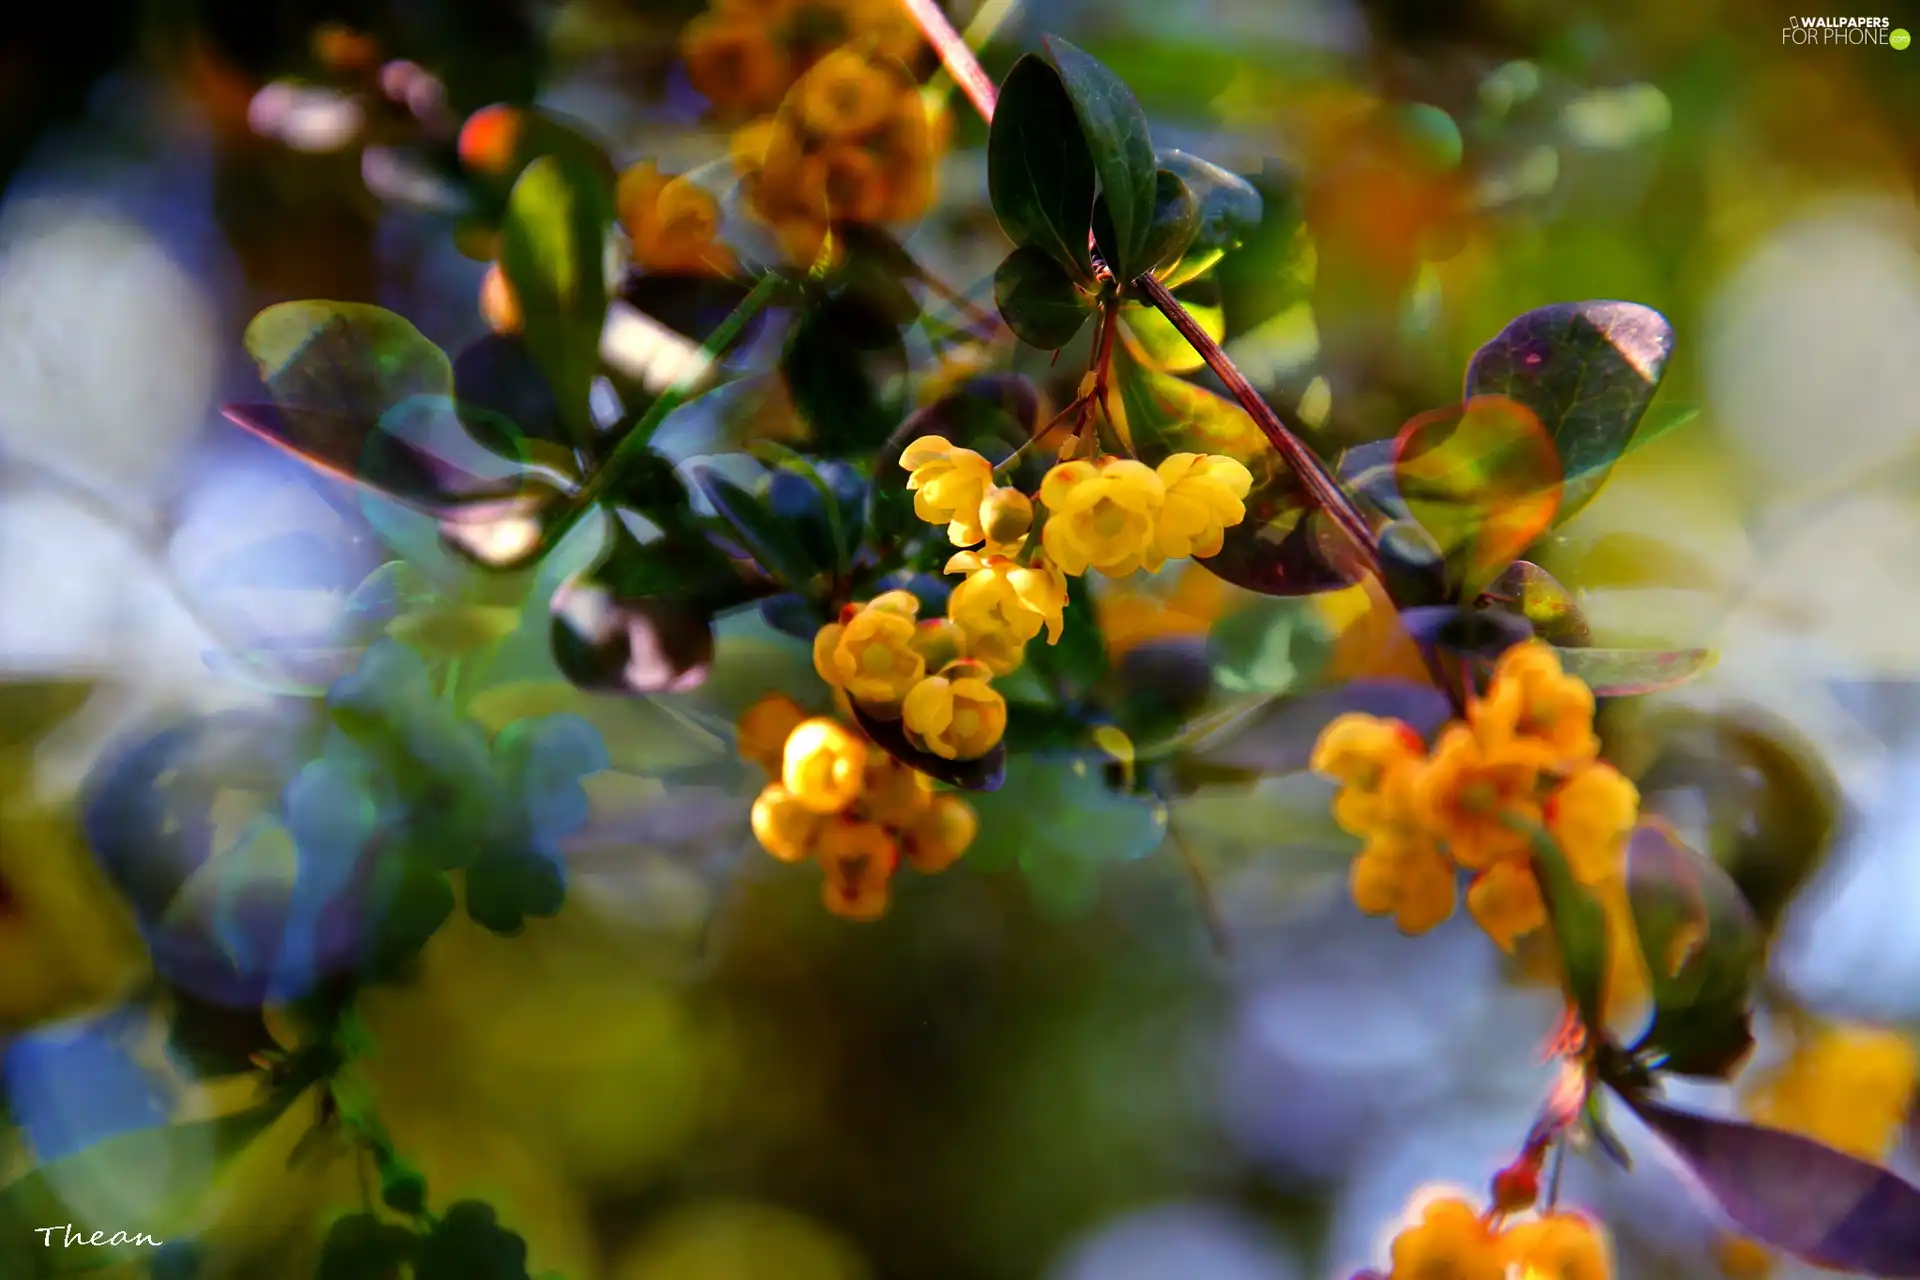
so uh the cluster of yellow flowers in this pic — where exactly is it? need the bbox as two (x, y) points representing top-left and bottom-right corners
(1310, 641), (1640, 954)
(737, 692), (976, 920)
(1367, 1194), (1611, 1280)
(681, 0), (943, 264)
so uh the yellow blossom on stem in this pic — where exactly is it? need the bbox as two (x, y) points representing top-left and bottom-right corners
(901, 436), (995, 546)
(750, 784), (824, 862)
(944, 549), (1067, 675)
(1466, 858), (1548, 952)
(812, 597), (925, 705)
(1152, 453), (1254, 560)
(795, 46), (899, 139)
(1470, 640), (1600, 771)
(1501, 1211), (1612, 1280)
(857, 752), (933, 827)
(1414, 724), (1540, 868)
(1545, 764), (1639, 886)
(1039, 458), (1167, 577)
(1350, 834), (1457, 935)
(1310, 713), (1427, 837)
(681, 17), (789, 116)
(781, 717), (868, 814)
(1386, 1197), (1505, 1280)
(615, 161), (735, 275)
(737, 691), (808, 775)
(902, 663), (1006, 760)
(817, 818), (896, 921)
(900, 793), (976, 874)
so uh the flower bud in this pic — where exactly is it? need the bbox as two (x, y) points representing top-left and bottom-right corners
(979, 486), (1034, 544)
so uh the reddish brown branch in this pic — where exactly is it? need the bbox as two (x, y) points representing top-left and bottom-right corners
(901, 0), (998, 123)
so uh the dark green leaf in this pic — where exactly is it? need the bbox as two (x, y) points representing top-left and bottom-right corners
(1043, 37), (1158, 280)
(451, 333), (567, 454)
(1625, 1094), (1920, 1277)
(1022, 572), (1108, 700)
(987, 55), (1096, 283)
(1192, 680), (1453, 775)
(318, 1213), (418, 1280)
(378, 1152), (431, 1217)
(465, 846), (566, 936)
(499, 155), (614, 446)
(1397, 604), (1534, 667)
(1375, 519), (1449, 609)
(163, 990), (276, 1079)
(1626, 820), (1761, 1079)
(1135, 169), (1198, 278)
(1528, 827), (1611, 1034)
(1465, 302), (1675, 524)
(1338, 439), (1408, 522)
(549, 579), (714, 695)
(687, 462), (825, 592)
(993, 246), (1094, 349)
(781, 296), (907, 456)
(847, 702), (1005, 793)
(1556, 647), (1713, 696)
(1158, 150), (1262, 276)
(416, 1201), (532, 1280)
(365, 854), (455, 975)
(964, 752), (1168, 919)
(748, 443), (864, 577)
(1487, 561), (1590, 646)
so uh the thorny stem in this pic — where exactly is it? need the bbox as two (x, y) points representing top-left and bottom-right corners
(552, 272), (782, 543)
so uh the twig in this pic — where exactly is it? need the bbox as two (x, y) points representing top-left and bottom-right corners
(1132, 274), (1381, 577)
(1168, 822), (1231, 956)
(901, 0), (998, 123)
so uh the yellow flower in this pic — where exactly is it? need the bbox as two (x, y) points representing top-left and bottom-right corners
(900, 794), (976, 874)
(781, 717), (868, 814)
(902, 665), (1007, 760)
(1153, 453), (1254, 560)
(1414, 724), (1540, 869)
(978, 486), (1035, 545)
(944, 550), (1067, 675)
(1545, 765), (1639, 886)
(1039, 458), (1167, 577)
(1466, 859), (1548, 952)
(1309, 713), (1427, 837)
(1501, 1211), (1612, 1280)
(1470, 641), (1599, 771)
(750, 784), (825, 862)
(1716, 1236), (1773, 1278)
(737, 691), (808, 775)
(795, 47), (899, 139)
(812, 598), (925, 705)
(1350, 835), (1457, 935)
(615, 161), (735, 275)
(901, 436), (994, 546)
(682, 17), (790, 117)
(1741, 1023), (1919, 1161)
(729, 116), (780, 177)
(857, 752), (933, 827)
(1387, 1197), (1505, 1280)
(817, 818), (896, 921)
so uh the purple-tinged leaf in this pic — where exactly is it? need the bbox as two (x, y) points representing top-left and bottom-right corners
(1485, 560), (1590, 646)
(1556, 646), (1713, 696)
(848, 702), (1006, 793)
(1628, 1094), (1920, 1277)
(1191, 679), (1453, 776)
(1466, 301), (1674, 523)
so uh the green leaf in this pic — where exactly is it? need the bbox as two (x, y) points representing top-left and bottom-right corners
(1393, 395), (1564, 597)
(1135, 169), (1198, 278)
(1157, 150), (1262, 281)
(1021, 572), (1108, 700)
(377, 1151), (430, 1217)
(466, 681), (727, 776)
(1625, 819), (1762, 1079)
(780, 296), (907, 457)
(1465, 301), (1675, 524)
(1208, 597), (1330, 695)
(366, 854), (456, 973)
(1527, 826), (1611, 1034)
(686, 462), (824, 593)
(987, 55), (1096, 284)
(1118, 288), (1220, 376)
(1486, 561), (1591, 646)
(965, 753), (1168, 919)
(0, 1110), (278, 1278)
(386, 604), (523, 658)
(465, 846), (566, 936)
(499, 155), (614, 447)
(416, 1201), (532, 1280)
(993, 247), (1094, 349)
(1555, 647), (1713, 696)
(318, 1213), (418, 1280)
(1043, 37), (1158, 281)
